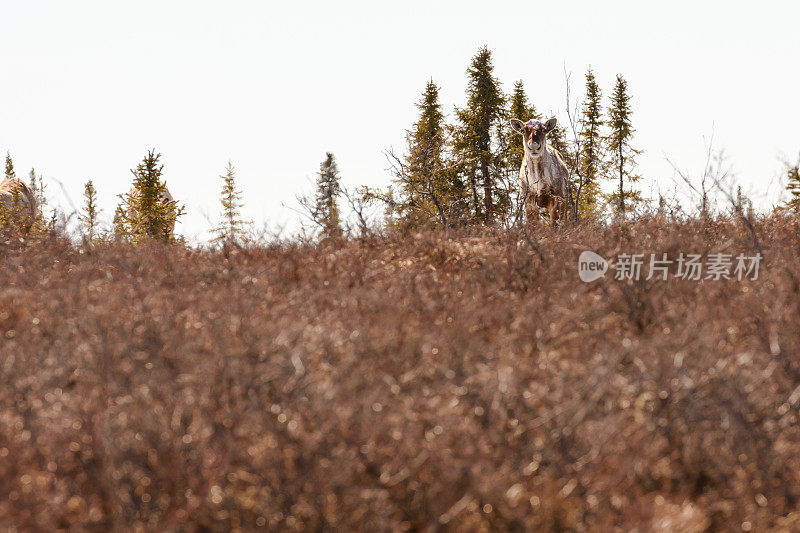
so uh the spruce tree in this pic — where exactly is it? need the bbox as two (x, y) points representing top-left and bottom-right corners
(26, 168), (38, 227)
(492, 119), (515, 222)
(80, 180), (101, 242)
(453, 46), (506, 222)
(4, 152), (15, 181)
(382, 80), (464, 227)
(507, 81), (540, 174)
(113, 202), (129, 241)
(606, 75), (642, 216)
(448, 124), (481, 221)
(784, 161), (800, 214)
(27, 168), (50, 230)
(548, 121), (573, 165)
(314, 152), (342, 239)
(28, 168), (38, 212)
(391, 80), (452, 226)
(577, 68), (604, 214)
(36, 173), (45, 209)
(214, 161), (247, 243)
(1, 153), (23, 227)
(119, 150), (182, 243)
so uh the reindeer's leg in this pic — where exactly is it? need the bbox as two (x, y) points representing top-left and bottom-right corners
(553, 197), (567, 227)
(525, 196), (538, 227)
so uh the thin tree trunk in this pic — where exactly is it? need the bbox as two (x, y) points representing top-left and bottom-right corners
(618, 147), (625, 215)
(422, 167), (447, 226)
(469, 168), (480, 218)
(481, 160), (492, 221)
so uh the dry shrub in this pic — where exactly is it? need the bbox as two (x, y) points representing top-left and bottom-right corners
(1, 217), (800, 531)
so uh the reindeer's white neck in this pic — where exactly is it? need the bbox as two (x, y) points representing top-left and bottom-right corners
(524, 149), (548, 189)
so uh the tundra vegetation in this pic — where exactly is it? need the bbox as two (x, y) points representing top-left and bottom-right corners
(2, 46), (800, 531)
(213, 161), (249, 245)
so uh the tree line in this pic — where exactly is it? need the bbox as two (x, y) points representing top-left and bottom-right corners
(3, 45), (800, 244)
(367, 46), (645, 228)
(1, 150), (245, 245)
(319, 46), (800, 231)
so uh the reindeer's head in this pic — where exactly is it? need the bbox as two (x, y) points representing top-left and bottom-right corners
(510, 117), (558, 158)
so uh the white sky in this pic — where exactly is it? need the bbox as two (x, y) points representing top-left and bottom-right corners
(2, 1), (799, 239)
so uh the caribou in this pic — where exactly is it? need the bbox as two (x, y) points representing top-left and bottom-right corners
(126, 183), (178, 237)
(0, 178), (37, 229)
(510, 117), (569, 225)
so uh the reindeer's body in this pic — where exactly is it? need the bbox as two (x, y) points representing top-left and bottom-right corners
(127, 183), (177, 236)
(511, 118), (569, 225)
(0, 178), (37, 228)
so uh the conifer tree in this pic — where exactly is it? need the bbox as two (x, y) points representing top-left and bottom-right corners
(784, 161), (800, 214)
(547, 121), (573, 165)
(448, 124), (481, 221)
(387, 80), (454, 226)
(27, 168), (50, 230)
(507, 81), (540, 175)
(80, 179), (101, 242)
(214, 161), (247, 243)
(314, 152), (342, 238)
(113, 202), (129, 241)
(605, 75), (642, 216)
(26, 168), (38, 227)
(28, 168), (38, 211)
(118, 150), (182, 243)
(492, 119), (516, 221)
(453, 46), (506, 222)
(577, 68), (604, 213)
(1, 153), (23, 226)
(36, 173), (45, 209)
(4, 152), (15, 181)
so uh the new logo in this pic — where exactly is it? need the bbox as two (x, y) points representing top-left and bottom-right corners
(578, 251), (608, 282)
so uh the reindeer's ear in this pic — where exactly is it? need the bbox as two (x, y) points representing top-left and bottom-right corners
(544, 117), (558, 132)
(510, 119), (525, 134)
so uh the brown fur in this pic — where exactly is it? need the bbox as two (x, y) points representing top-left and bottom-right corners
(511, 118), (570, 227)
(127, 183), (177, 235)
(0, 178), (37, 228)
